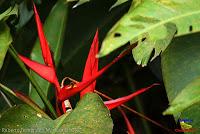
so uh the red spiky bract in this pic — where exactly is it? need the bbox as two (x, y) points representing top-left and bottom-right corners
(19, 55), (56, 83)
(119, 108), (135, 134)
(59, 41), (134, 101)
(80, 30), (99, 98)
(104, 83), (159, 110)
(33, 3), (54, 67)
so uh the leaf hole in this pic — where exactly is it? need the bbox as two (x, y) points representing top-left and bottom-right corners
(23, 115), (28, 118)
(141, 38), (146, 42)
(174, 30), (177, 35)
(189, 25), (193, 32)
(114, 33), (121, 38)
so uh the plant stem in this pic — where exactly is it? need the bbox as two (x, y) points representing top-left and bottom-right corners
(8, 45), (57, 119)
(123, 63), (152, 134)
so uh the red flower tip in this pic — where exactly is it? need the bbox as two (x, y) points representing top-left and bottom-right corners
(118, 108), (135, 134)
(19, 55), (56, 84)
(58, 33), (138, 101)
(80, 30), (99, 98)
(33, 2), (54, 67)
(104, 83), (159, 110)
(58, 40), (137, 101)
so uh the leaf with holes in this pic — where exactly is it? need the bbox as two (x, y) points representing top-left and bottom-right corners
(99, 0), (200, 66)
(0, 93), (113, 134)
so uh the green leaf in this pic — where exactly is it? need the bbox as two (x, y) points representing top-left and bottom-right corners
(0, 23), (12, 70)
(99, 0), (200, 66)
(68, 0), (128, 8)
(29, 0), (68, 108)
(0, 93), (113, 134)
(0, 5), (18, 70)
(110, 0), (129, 9)
(0, 83), (49, 118)
(163, 77), (200, 115)
(72, 0), (90, 8)
(16, 1), (33, 29)
(0, 5), (18, 21)
(161, 33), (200, 132)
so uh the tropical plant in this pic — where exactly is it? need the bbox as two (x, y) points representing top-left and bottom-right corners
(0, 0), (199, 133)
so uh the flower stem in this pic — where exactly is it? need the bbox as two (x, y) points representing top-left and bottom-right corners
(8, 45), (57, 119)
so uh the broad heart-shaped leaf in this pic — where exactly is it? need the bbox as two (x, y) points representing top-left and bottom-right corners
(0, 23), (12, 70)
(0, 93), (113, 134)
(99, 0), (200, 66)
(29, 0), (68, 108)
(161, 33), (200, 132)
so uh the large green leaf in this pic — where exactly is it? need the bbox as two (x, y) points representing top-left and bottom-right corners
(0, 23), (12, 70)
(99, 0), (200, 66)
(161, 33), (200, 132)
(0, 93), (113, 134)
(29, 0), (68, 108)
(163, 77), (200, 115)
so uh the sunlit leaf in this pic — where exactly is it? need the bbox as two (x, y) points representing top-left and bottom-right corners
(99, 0), (200, 66)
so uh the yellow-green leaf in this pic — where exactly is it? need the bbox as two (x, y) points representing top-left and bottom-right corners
(99, 0), (200, 66)
(0, 5), (18, 21)
(0, 23), (12, 70)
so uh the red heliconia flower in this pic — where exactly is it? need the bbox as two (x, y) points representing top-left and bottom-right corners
(104, 83), (159, 110)
(19, 2), (62, 115)
(18, 2), (159, 133)
(19, 3), (60, 92)
(58, 29), (159, 133)
(80, 30), (99, 98)
(58, 33), (135, 101)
